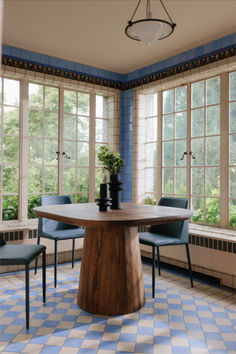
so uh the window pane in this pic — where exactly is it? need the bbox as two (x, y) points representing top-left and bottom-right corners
(175, 86), (187, 111)
(3, 166), (18, 193)
(229, 168), (236, 198)
(175, 168), (186, 195)
(63, 167), (75, 192)
(146, 168), (156, 193)
(229, 72), (236, 100)
(77, 193), (89, 203)
(163, 89), (174, 114)
(191, 108), (204, 137)
(163, 114), (173, 140)
(96, 119), (108, 142)
(64, 90), (76, 114)
(29, 138), (42, 164)
(163, 168), (173, 193)
(29, 110), (43, 137)
(78, 92), (89, 115)
(191, 81), (204, 108)
(206, 77), (220, 105)
(191, 138), (204, 166)
(44, 139), (58, 165)
(64, 115), (76, 140)
(229, 200), (236, 228)
(175, 140), (186, 166)
(45, 86), (59, 111)
(229, 102), (236, 133)
(78, 142), (89, 166)
(78, 116), (89, 140)
(206, 105), (220, 135)
(191, 168), (204, 195)
(44, 167), (58, 192)
(96, 95), (108, 118)
(206, 136), (220, 166)
(175, 112), (187, 139)
(145, 94), (157, 116)
(63, 140), (76, 165)
(229, 135), (236, 165)
(4, 107), (19, 135)
(28, 166), (42, 193)
(146, 117), (157, 142)
(191, 197), (204, 223)
(77, 168), (89, 192)
(206, 167), (220, 196)
(163, 141), (173, 166)
(4, 136), (19, 163)
(206, 198), (220, 225)
(146, 143), (157, 167)
(95, 168), (103, 192)
(4, 79), (19, 106)
(29, 83), (43, 109)
(2, 195), (18, 221)
(28, 195), (40, 219)
(45, 112), (58, 138)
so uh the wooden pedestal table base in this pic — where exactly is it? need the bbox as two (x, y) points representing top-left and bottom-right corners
(78, 226), (144, 316)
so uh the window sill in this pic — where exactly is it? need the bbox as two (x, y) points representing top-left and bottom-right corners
(0, 219), (38, 232)
(189, 223), (236, 242)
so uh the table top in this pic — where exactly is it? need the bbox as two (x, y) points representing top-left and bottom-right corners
(33, 202), (192, 229)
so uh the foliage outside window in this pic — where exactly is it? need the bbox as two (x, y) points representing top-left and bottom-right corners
(0, 77), (114, 222)
(139, 71), (236, 229)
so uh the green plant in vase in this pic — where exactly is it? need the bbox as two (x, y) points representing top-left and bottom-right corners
(97, 145), (124, 209)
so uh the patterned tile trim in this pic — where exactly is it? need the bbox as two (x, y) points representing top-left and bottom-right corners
(1, 55), (123, 90)
(2, 45), (236, 91)
(124, 45), (236, 90)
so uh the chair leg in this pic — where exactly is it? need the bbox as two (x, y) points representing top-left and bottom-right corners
(34, 236), (40, 274)
(25, 264), (30, 330)
(42, 249), (46, 303)
(72, 238), (75, 269)
(156, 246), (161, 276)
(185, 244), (193, 287)
(152, 246), (155, 298)
(54, 240), (58, 288)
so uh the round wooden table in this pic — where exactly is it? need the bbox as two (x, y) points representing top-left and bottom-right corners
(34, 202), (192, 316)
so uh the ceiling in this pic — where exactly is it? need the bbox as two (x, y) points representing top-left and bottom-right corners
(2, 0), (236, 74)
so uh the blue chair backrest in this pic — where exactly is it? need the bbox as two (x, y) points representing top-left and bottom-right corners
(39, 195), (77, 235)
(149, 197), (189, 242)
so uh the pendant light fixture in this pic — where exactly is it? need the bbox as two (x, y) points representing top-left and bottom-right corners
(125, 0), (176, 45)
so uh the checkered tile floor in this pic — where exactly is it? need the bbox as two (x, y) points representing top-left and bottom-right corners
(0, 260), (236, 353)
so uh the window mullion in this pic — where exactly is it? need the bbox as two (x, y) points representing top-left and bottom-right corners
(186, 83), (191, 208)
(89, 93), (95, 202)
(19, 79), (28, 221)
(157, 91), (162, 201)
(220, 72), (229, 228)
(58, 87), (64, 194)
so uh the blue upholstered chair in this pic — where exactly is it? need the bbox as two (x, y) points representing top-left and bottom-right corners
(139, 197), (193, 298)
(35, 195), (85, 287)
(0, 233), (46, 329)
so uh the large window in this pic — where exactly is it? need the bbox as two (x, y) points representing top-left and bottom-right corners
(137, 70), (236, 229)
(0, 77), (116, 223)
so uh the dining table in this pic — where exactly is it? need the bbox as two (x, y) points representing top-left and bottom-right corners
(33, 202), (192, 316)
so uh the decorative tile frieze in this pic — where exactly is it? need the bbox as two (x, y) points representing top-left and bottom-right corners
(2, 45), (236, 91)
(1, 55), (123, 90)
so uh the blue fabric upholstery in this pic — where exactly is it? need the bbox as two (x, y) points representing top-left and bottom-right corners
(36, 195), (85, 287)
(139, 197), (193, 297)
(0, 243), (46, 265)
(0, 233), (46, 329)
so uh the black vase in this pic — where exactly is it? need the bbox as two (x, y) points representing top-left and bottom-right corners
(109, 174), (123, 209)
(96, 183), (111, 211)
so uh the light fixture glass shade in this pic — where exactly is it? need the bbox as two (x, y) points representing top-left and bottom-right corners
(126, 19), (173, 45)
